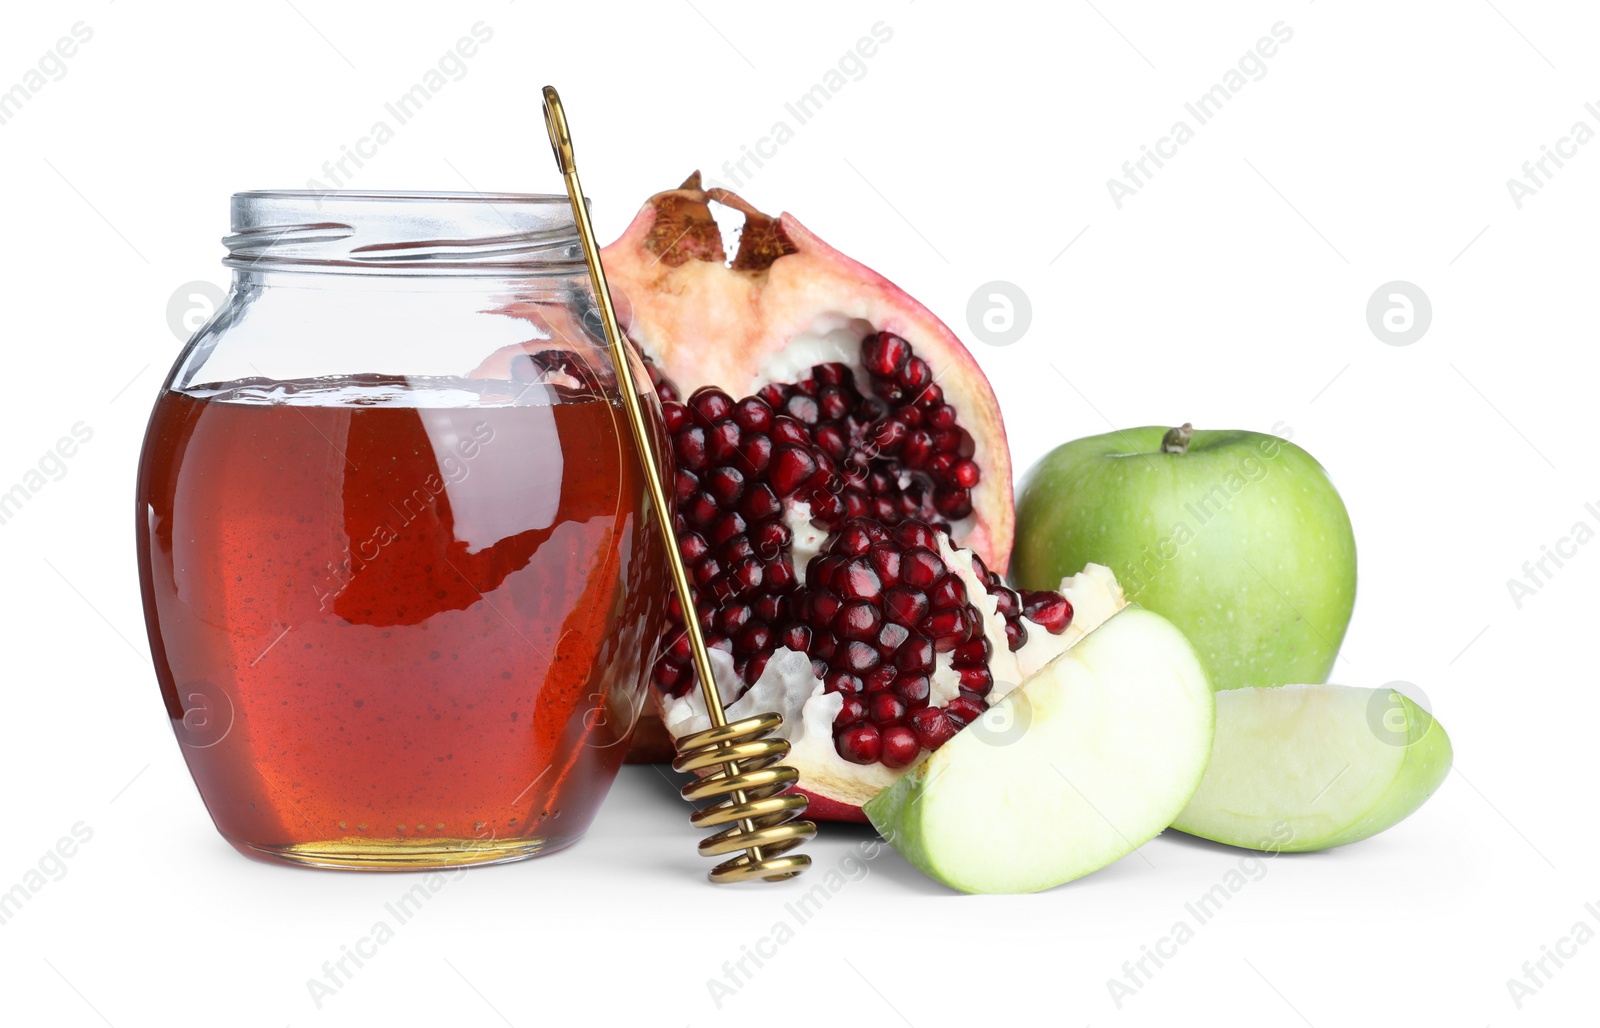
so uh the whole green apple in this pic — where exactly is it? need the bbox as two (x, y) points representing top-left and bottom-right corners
(1013, 425), (1355, 692)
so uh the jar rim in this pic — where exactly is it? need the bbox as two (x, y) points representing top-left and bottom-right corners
(233, 189), (575, 205)
(224, 189), (590, 276)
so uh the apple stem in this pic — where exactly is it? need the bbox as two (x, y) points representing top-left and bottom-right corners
(1161, 423), (1194, 455)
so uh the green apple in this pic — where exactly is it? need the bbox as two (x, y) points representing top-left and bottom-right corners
(1014, 424), (1356, 692)
(1172, 684), (1452, 851)
(864, 607), (1213, 894)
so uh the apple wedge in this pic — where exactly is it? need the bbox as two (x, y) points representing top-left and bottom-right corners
(864, 607), (1214, 894)
(1172, 684), (1452, 852)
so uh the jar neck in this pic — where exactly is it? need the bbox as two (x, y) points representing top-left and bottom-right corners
(224, 190), (591, 278)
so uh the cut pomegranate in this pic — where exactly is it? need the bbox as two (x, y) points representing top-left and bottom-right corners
(601, 174), (1102, 819)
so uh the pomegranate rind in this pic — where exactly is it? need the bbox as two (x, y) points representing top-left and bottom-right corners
(600, 181), (1014, 571)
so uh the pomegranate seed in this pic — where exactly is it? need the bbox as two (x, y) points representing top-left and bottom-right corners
(952, 460), (980, 489)
(837, 724), (883, 764)
(1004, 620), (1029, 651)
(883, 586), (930, 627)
(739, 434), (772, 475)
(785, 393), (820, 425)
(717, 604), (752, 635)
(781, 623), (811, 651)
(825, 670), (864, 694)
(1023, 591), (1074, 633)
(835, 696), (867, 727)
(768, 446), (818, 496)
(952, 637), (991, 663)
(945, 695), (987, 726)
(894, 674), (931, 704)
(875, 621), (911, 654)
(690, 387), (735, 422)
(674, 426), (708, 470)
(839, 640), (881, 673)
(867, 542), (902, 585)
(957, 666), (993, 693)
(894, 636), (935, 674)
(880, 726), (920, 768)
(862, 332), (910, 377)
(869, 692), (907, 725)
(908, 707), (959, 749)
(836, 559), (882, 600)
(930, 575), (967, 610)
(865, 664), (899, 691)
(835, 601), (882, 640)
(733, 397), (773, 432)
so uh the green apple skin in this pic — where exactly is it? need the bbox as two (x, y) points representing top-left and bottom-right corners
(1172, 684), (1452, 852)
(1014, 427), (1356, 692)
(864, 607), (1214, 894)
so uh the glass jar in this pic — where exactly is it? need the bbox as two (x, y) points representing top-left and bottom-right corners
(136, 191), (668, 869)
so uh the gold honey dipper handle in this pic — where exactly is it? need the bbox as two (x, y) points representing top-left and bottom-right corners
(540, 86), (814, 883)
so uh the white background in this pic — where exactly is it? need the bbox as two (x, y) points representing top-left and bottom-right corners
(1, 1), (1594, 1025)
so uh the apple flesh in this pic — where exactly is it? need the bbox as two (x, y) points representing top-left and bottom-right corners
(1013, 425), (1356, 692)
(1172, 684), (1452, 851)
(864, 607), (1214, 894)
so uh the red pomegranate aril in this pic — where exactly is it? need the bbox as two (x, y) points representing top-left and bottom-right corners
(710, 511), (747, 546)
(894, 636), (935, 675)
(835, 600), (882, 641)
(674, 425), (708, 469)
(684, 492), (718, 528)
(690, 387), (734, 422)
(662, 402), (690, 433)
(825, 670), (864, 695)
(945, 695), (987, 726)
(865, 664), (899, 692)
(930, 575), (967, 610)
(741, 484), (782, 524)
(868, 692), (907, 726)
(768, 446), (818, 495)
(785, 393), (820, 425)
(895, 521), (938, 549)
(1023, 591), (1074, 633)
(739, 434), (772, 475)
(867, 542), (902, 584)
(836, 724), (882, 765)
(837, 559), (882, 600)
(834, 523), (875, 556)
(893, 674), (931, 704)
(733, 396), (773, 432)
(717, 604), (752, 636)
(809, 591), (842, 624)
(901, 547), (943, 589)
(880, 726), (921, 768)
(818, 386), (852, 421)
(863, 331), (910, 377)
(884, 586), (929, 627)
(957, 665), (994, 693)
(908, 706), (959, 750)
(1004, 619), (1029, 651)
(875, 621), (911, 654)
(764, 557), (794, 591)
(834, 696), (867, 728)
(927, 609), (973, 650)
(839, 640), (880, 674)
(952, 637), (991, 664)
(781, 623), (812, 651)
(952, 460), (981, 489)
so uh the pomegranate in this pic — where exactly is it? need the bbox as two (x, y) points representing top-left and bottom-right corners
(602, 175), (1115, 819)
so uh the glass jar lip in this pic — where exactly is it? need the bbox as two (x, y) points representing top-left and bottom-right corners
(225, 189), (590, 276)
(233, 189), (576, 205)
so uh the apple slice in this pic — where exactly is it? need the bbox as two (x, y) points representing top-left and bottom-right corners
(1171, 684), (1452, 852)
(864, 607), (1214, 894)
